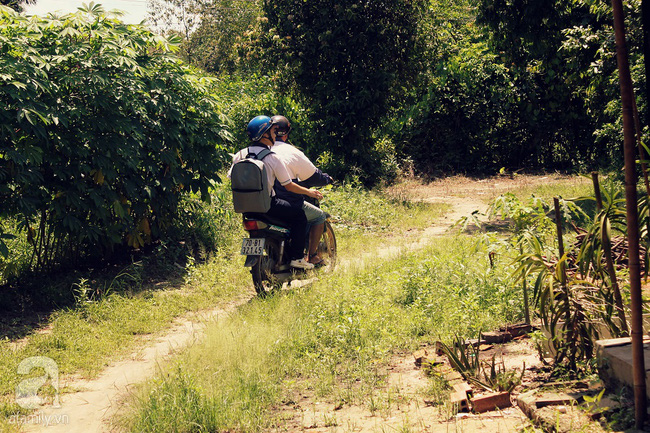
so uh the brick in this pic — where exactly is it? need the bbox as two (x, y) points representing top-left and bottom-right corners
(453, 381), (473, 397)
(481, 331), (512, 344)
(413, 349), (428, 367)
(499, 323), (537, 338)
(451, 387), (470, 412)
(470, 391), (512, 413)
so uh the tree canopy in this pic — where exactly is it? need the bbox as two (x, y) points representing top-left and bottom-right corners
(262, 0), (427, 183)
(20, 0), (650, 181)
(1, 0), (34, 12)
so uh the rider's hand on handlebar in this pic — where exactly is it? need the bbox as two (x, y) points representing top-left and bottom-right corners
(310, 189), (323, 200)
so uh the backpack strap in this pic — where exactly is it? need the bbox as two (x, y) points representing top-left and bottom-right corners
(253, 148), (273, 160)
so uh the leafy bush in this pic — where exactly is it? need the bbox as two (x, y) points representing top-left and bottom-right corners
(0, 182), (241, 309)
(209, 75), (314, 153)
(396, 42), (525, 175)
(166, 182), (241, 262)
(0, 5), (231, 274)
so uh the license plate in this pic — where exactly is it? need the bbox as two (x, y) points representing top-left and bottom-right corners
(240, 238), (265, 255)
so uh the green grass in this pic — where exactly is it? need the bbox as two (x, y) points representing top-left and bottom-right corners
(0, 254), (249, 413)
(0, 182), (445, 431)
(120, 234), (522, 432)
(502, 174), (594, 202)
(321, 182), (450, 259)
(322, 182), (449, 232)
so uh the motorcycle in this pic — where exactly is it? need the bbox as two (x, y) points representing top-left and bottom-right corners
(240, 202), (337, 295)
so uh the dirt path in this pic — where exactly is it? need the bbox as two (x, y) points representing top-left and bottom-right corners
(23, 174), (577, 432)
(22, 296), (252, 433)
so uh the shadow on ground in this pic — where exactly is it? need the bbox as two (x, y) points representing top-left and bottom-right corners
(0, 246), (192, 341)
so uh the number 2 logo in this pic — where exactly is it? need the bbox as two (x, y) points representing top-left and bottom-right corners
(15, 357), (61, 409)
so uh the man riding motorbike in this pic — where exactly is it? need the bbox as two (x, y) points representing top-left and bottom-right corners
(270, 115), (333, 266)
(229, 115), (322, 269)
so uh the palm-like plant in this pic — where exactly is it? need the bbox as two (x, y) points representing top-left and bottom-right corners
(494, 183), (634, 375)
(575, 182), (629, 336)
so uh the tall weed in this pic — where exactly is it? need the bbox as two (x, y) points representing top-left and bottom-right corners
(122, 236), (519, 431)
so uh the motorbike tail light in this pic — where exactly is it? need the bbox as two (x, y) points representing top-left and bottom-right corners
(243, 220), (259, 231)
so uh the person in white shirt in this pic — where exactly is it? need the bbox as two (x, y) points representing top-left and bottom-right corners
(229, 115), (323, 269)
(270, 115), (333, 266)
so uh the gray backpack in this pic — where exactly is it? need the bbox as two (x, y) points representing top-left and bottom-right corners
(230, 148), (273, 213)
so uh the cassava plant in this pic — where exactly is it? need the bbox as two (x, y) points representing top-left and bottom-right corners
(0, 4), (231, 278)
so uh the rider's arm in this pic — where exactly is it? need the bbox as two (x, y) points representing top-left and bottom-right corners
(267, 152), (322, 199)
(285, 182), (323, 200)
(297, 168), (332, 188)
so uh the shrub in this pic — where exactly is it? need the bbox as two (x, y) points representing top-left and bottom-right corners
(0, 5), (231, 274)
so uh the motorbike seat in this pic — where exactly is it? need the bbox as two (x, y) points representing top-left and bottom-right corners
(243, 212), (291, 229)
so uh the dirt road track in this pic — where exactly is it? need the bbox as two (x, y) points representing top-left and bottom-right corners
(23, 174), (574, 432)
(23, 297), (250, 433)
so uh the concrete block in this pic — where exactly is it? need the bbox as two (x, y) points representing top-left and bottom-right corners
(517, 390), (538, 419)
(517, 389), (579, 418)
(450, 386), (470, 412)
(595, 336), (650, 400)
(533, 393), (576, 408)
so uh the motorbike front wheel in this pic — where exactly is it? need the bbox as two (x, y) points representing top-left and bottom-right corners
(251, 238), (282, 295)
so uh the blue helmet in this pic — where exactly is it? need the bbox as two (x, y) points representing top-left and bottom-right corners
(247, 115), (276, 141)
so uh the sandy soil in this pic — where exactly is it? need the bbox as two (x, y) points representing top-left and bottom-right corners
(21, 174), (580, 433)
(276, 342), (540, 433)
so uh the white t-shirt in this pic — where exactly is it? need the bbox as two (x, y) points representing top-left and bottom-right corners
(228, 145), (292, 196)
(272, 141), (317, 181)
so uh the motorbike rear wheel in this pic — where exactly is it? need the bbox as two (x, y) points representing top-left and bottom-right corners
(317, 220), (337, 271)
(251, 238), (282, 295)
